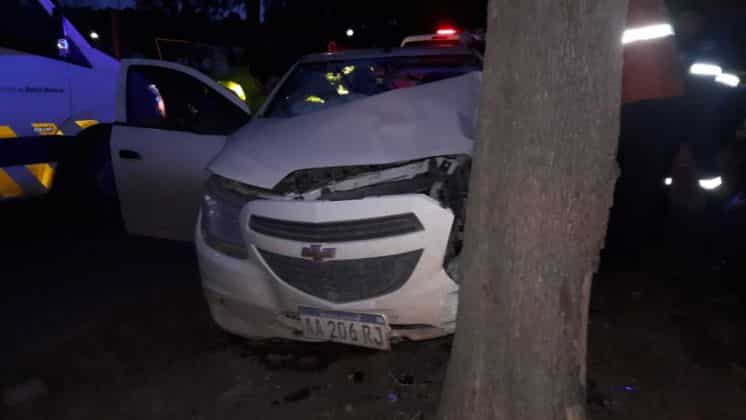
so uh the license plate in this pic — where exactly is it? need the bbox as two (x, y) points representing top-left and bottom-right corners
(299, 307), (390, 350)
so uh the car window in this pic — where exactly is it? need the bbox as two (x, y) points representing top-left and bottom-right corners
(0, 1), (92, 68)
(0, 0), (62, 60)
(265, 54), (482, 118)
(126, 65), (250, 135)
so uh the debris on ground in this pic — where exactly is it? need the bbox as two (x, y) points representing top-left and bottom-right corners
(283, 386), (313, 403)
(295, 355), (323, 371)
(387, 391), (399, 403)
(263, 353), (295, 369)
(5, 239), (746, 420)
(348, 370), (365, 383)
(2, 378), (48, 407)
(586, 379), (610, 408)
(405, 410), (424, 420)
(394, 373), (415, 385)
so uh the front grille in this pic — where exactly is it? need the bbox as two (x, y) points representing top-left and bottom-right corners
(258, 249), (423, 303)
(250, 214), (423, 243)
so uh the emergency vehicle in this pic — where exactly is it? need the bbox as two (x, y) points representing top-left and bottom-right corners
(401, 27), (485, 54)
(0, 0), (119, 200)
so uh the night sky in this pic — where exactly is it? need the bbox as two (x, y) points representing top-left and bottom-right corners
(66, 0), (135, 7)
(79, 0), (740, 13)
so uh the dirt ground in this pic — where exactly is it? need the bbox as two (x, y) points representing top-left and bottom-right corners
(2, 236), (746, 419)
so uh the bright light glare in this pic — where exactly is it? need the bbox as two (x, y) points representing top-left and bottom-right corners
(689, 63), (722, 76)
(305, 95), (325, 104)
(622, 24), (674, 45)
(664, 177), (673, 186)
(219, 81), (247, 101)
(346, 28), (354, 37)
(698, 176), (722, 190)
(325, 72), (341, 82)
(436, 28), (457, 36)
(715, 73), (741, 87)
(89, 31), (100, 40)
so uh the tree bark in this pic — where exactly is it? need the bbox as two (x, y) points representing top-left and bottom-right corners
(437, 1), (628, 420)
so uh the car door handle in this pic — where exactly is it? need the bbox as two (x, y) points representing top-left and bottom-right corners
(119, 149), (141, 160)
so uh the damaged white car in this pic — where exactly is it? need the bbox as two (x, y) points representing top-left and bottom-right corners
(86, 48), (477, 350)
(197, 48), (482, 349)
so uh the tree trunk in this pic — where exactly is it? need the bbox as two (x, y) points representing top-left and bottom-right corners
(437, 1), (628, 419)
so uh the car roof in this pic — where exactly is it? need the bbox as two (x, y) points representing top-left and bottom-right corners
(401, 34), (461, 46)
(300, 47), (478, 64)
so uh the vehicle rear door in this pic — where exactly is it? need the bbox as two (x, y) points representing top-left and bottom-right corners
(111, 59), (251, 241)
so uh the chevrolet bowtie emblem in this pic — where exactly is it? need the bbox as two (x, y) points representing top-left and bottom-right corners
(301, 244), (336, 262)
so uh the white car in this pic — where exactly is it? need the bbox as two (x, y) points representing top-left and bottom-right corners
(196, 47), (482, 349)
(93, 47), (479, 349)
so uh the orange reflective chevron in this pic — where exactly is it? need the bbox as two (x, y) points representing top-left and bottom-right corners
(25, 164), (55, 189)
(0, 167), (23, 198)
(0, 125), (56, 199)
(0, 125), (16, 138)
(28, 122), (60, 190)
(75, 119), (99, 129)
(0, 125), (24, 198)
(32, 122), (63, 136)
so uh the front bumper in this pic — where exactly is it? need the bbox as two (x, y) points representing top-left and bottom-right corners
(197, 194), (460, 343)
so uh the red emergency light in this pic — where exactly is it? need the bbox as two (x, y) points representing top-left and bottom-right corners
(436, 27), (458, 36)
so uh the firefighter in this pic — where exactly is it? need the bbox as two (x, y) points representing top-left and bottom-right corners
(604, 0), (687, 271)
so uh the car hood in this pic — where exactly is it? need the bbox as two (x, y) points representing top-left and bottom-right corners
(209, 72), (482, 189)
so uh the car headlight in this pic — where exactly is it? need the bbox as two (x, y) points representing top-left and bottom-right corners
(201, 175), (273, 259)
(698, 176), (722, 190)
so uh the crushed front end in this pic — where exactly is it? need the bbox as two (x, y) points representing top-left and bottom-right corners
(197, 155), (471, 346)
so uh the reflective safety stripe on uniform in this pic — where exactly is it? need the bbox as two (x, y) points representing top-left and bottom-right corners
(0, 125), (56, 199)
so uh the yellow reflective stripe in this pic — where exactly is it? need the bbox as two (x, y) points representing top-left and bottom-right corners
(0, 125), (17, 139)
(75, 119), (99, 129)
(24, 163), (55, 189)
(32, 122), (63, 136)
(0, 169), (24, 199)
(219, 81), (247, 102)
(0, 124), (56, 197)
(27, 123), (59, 188)
(0, 126), (23, 198)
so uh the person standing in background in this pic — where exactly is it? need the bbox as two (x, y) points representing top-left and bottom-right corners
(604, 0), (686, 271)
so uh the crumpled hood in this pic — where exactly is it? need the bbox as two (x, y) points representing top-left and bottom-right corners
(209, 72), (482, 189)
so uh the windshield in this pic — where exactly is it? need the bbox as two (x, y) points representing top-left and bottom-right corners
(264, 54), (482, 118)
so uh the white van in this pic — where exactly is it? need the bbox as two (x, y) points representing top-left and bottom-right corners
(0, 0), (119, 199)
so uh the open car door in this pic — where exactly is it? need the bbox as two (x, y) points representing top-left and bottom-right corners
(111, 59), (251, 241)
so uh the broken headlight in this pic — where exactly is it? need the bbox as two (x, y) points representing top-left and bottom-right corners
(201, 175), (273, 259)
(438, 157), (471, 284)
